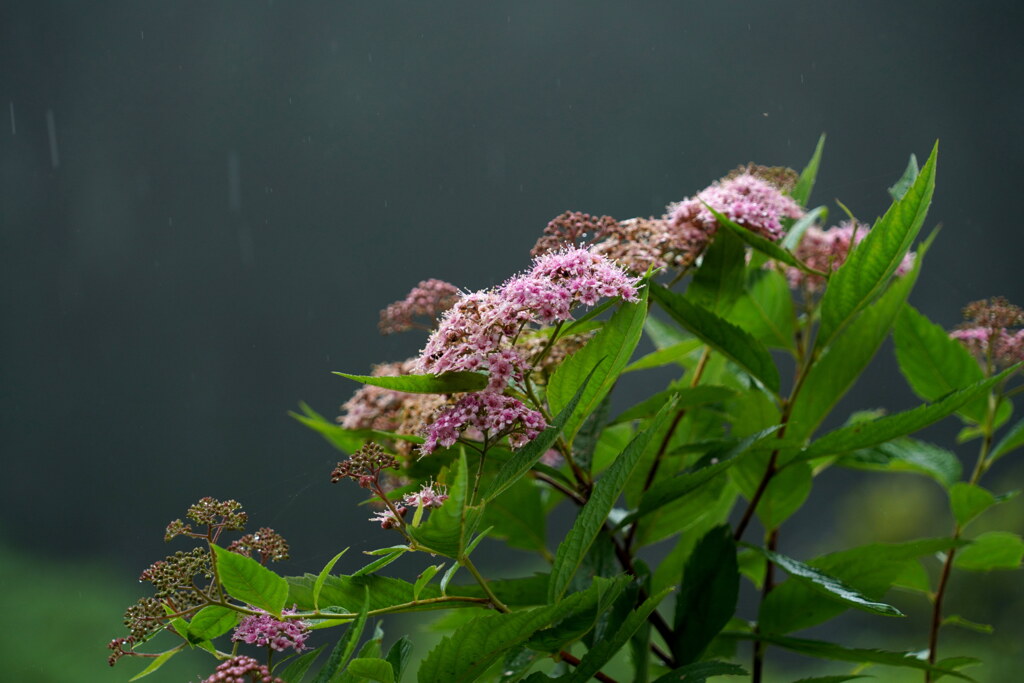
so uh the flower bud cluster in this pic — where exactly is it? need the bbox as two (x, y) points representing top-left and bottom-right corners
(138, 547), (212, 599)
(330, 442), (399, 485)
(200, 655), (286, 683)
(530, 210), (620, 258)
(231, 607), (310, 653)
(227, 527), (290, 564)
(379, 279), (460, 334)
(950, 297), (1024, 367)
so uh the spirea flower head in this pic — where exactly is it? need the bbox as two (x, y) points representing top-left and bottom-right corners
(369, 506), (406, 529)
(232, 607), (310, 653)
(200, 655), (286, 683)
(786, 220), (916, 293)
(950, 297), (1024, 368)
(379, 279), (460, 335)
(418, 246), (639, 391)
(403, 481), (449, 509)
(421, 393), (546, 455)
(668, 171), (804, 245)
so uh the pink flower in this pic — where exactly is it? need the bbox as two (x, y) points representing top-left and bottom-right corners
(950, 297), (1024, 368)
(200, 655), (285, 683)
(379, 279), (460, 334)
(369, 506), (406, 529)
(421, 393), (547, 454)
(231, 607), (309, 653)
(403, 482), (449, 509)
(785, 220), (915, 293)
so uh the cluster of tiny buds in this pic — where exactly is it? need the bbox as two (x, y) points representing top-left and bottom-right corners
(530, 210), (619, 257)
(165, 497), (248, 541)
(379, 279), (460, 335)
(138, 547), (212, 599)
(331, 442), (399, 486)
(227, 527), (290, 564)
(962, 297), (1024, 330)
(107, 636), (137, 666)
(951, 297), (1024, 368)
(199, 655), (285, 683)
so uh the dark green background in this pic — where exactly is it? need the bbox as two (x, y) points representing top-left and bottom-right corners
(2, 2), (1023, 680)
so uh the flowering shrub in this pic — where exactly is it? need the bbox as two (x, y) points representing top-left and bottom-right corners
(109, 139), (1024, 682)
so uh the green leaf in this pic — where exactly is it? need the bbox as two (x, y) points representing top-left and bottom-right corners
(949, 483), (997, 527)
(720, 632), (974, 680)
(644, 316), (692, 350)
(671, 525), (739, 665)
(781, 206), (828, 252)
(623, 339), (703, 373)
(548, 286), (649, 442)
(186, 605), (238, 642)
(352, 548), (407, 578)
(314, 548), (349, 611)
(128, 648), (181, 681)
(212, 544), (289, 616)
(562, 587), (674, 683)
(291, 402), (366, 454)
(709, 205), (819, 275)
(333, 371), (488, 394)
(954, 531), (1024, 571)
(990, 417), (1024, 464)
(312, 589), (369, 683)
(894, 305), (994, 424)
(650, 283), (780, 394)
(549, 399), (677, 601)
(837, 437), (962, 488)
(347, 658), (395, 683)
(759, 538), (963, 634)
(686, 228), (746, 314)
(942, 614), (994, 634)
(612, 384), (735, 424)
(483, 478), (548, 555)
(278, 646), (325, 683)
(651, 661), (747, 683)
(750, 547), (903, 617)
(791, 134), (826, 206)
(786, 242), (923, 443)
(483, 365), (598, 502)
(407, 452), (478, 558)
(888, 153), (919, 200)
(792, 677), (870, 683)
(385, 636), (413, 683)
(797, 370), (1015, 462)
(741, 458), (812, 530)
(413, 564), (444, 602)
(816, 142), (937, 351)
(727, 269), (796, 352)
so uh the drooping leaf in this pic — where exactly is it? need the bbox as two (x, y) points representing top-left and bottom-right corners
(954, 531), (1024, 571)
(314, 548), (349, 611)
(650, 283), (780, 394)
(212, 544), (289, 616)
(791, 134), (826, 207)
(816, 143), (937, 351)
(186, 605), (238, 642)
(671, 525), (740, 665)
(837, 437), (962, 488)
(548, 286), (649, 442)
(346, 658), (395, 683)
(949, 483), (997, 527)
(128, 648), (181, 681)
(549, 400), (677, 602)
(750, 547), (903, 617)
(333, 371), (488, 394)
(686, 228), (746, 315)
(888, 153), (919, 200)
(290, 402), (367, 454)
(894, 305), (998, 424)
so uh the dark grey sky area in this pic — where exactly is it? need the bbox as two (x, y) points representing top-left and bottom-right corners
(2, 1), (1023, 580)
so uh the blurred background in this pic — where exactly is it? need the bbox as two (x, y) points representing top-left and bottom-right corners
(2, 1), (1023, 680)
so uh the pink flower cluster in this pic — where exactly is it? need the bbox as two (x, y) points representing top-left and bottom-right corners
(421, 392), (546, 454)
(368, 483), (449, 528)
(418, 246), (639, 391)
(950, 297), (1024, 367)
(786, 220), (916, 293)
(668, 172), (804, 245)
(379, 279), (460, 335)
(200, 655), (284, 683)
(231, 607), (309, 653)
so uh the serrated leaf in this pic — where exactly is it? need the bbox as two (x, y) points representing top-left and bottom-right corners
(483, 365), (597, 502)
(128, 648), (181, 681)
(816, 143), (937, 351)
(212, 544), (289, 616)
(990, 417), (1024, 464)
(751, 547), (903, 617)
(797, 369), (1015, 462)
(312, 589), (369, 683)
(623, 339), (703, 373)
(671, 525), (739, 665)
(651, 661), (747, 683)
(314, 548), (349, 611)
(838, 436), (962, 488)
(650, 283), (780, 394)
(791, 134), (826, 207)
(347, 658), (395, 683)
(562, 587), (674, 683)
(483, 478), (547, 555)
(186, 605), (238, 642)
(686, 228), (746, 314)
(548, 286), (649, 442)
(549, 400), (677, 601)
(407, 452), (477, 558)
(889, 153), (919, 200)
(721, 632), (974, 680)
(385, 636), (413, 682)
(949, 483), (997, 527)
(333, 371), (488, 394)
(954, 531), (1024, 571)
(277, 645), (325, 683)
(708, 205), (820, 275)
(727, 269), (796, 352)
(894, 305), (995, 424)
